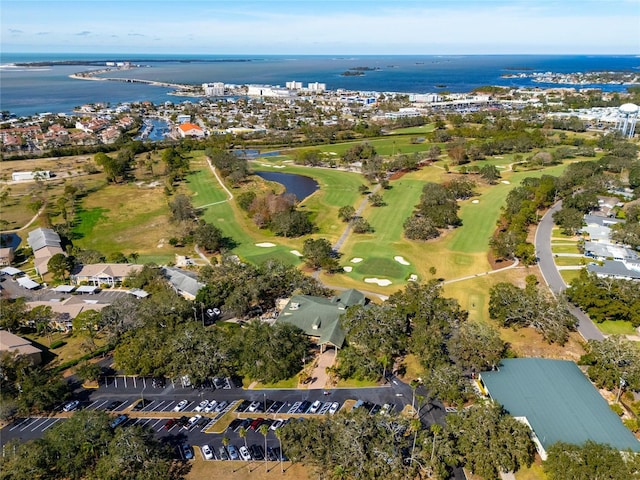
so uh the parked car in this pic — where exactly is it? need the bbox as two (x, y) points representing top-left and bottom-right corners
(296, 401), (311, 413)
(308, 400), (322, 414)
(235, 418), (252, 432)
(227, 444), (240, 460)
(201, 444), (214, 460)
(270, 419), (284, 430)
(177, 416), (189, 427)
(239, 446), (252, 461)
(213, 400), (228, 412)
(266, 446), (278, 461)
(249, 444), (265, 461)
(62, 400), (79, 412)
(227, 419), (242, 432)
(218, 445), (229, 460)
(132, 399), (152, 411)
(173, 399), (188, 412)
(197, 416), (210, 428)
(203, 400), (217, 413)
(110, 414), (128, 429)
(106, 400), (122, 411)
(163, 418), (178, 430)
(182, 444), (193, 460)
(185, 414), (202, 429)
(194, 400), (209, 412)
(247, 401), (261, 412)
(249, 418), (264, 430)
(273, 447), (288, 462)
(329, 402), (340, 415)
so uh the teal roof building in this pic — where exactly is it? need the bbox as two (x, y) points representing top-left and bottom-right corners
(480, 358), (640, 459)
(276, 289), (366, 351)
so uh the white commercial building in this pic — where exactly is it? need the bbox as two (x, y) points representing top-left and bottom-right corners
(202, 82), (225, 96)
(247, 85), (292, 98)
(11, 171), (51, 182)
(286, 81), (303, 90)
(306, 82), (326, 92)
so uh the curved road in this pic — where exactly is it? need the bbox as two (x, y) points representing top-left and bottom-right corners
(534, 201), (604, 341)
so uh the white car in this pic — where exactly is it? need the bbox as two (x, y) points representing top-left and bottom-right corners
(214, 400), (228, 412)
(173, 399), (188, 412)
(201, 444), (214, 460)
(247, 401), (261, 412)
(329, 402), (340, 415)
(239, 445), (252, 461)
(63, 400), (79, 412)
(194, 400), (209, 412)
(185, 414), (202, 429)
(270, 419), (283, 430)
(308, 400), (322, 414)
(203, 400), (217, 413)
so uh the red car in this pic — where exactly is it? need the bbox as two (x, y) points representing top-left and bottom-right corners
(163, 418), (178, 430)
(249, 418), (264, 430)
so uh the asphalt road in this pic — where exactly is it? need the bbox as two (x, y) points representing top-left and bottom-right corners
(534, 201), (604, 341)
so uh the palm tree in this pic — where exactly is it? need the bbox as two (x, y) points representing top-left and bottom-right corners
(274, 428), (284, 474)
(258, 424), (269, 472)
(222, 435), (230, 451)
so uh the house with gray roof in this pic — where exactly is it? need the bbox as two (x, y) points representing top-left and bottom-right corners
(161, 266), (205, 300)
(27, 227), (65, 275)
(276, 289), (366, 352)
(479, 358), (640, 460)
(587, 260), (640, 281)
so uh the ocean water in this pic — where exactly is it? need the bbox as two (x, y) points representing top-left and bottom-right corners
(1, 53), (638, 117)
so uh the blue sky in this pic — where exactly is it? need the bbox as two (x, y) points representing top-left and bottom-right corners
(2, 0), (639, 54)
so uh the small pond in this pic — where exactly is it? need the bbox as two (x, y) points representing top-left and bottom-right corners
(255, 171), (319, 201)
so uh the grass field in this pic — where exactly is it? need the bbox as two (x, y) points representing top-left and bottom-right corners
(597, 320), (637, 336)
(187, 168), (229, 208)
(387, 124), (436, 135)
(560, 269), (582, 284)
(551, 244), (580, 254)
(72, 182), (175, 263)
(553, 256), (584, 267)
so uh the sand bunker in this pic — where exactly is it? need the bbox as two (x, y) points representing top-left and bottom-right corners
(255, 242), (276, 247)
(501, 180), (511, 184)
(364, 278), (392, 287)
(290, 250), (303, 257)
(408, 274), (418, 282)
(273, 165), (285, 169)
(343, 266), (353, 272)
(472, 200), (480, 204)
(351, 258), (363, 263)
(394, 256), (410, 266)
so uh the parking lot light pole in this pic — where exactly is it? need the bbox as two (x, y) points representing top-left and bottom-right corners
(263, 392), (266, 413)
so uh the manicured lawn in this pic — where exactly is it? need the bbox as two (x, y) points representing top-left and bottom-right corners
(72, 207), (108, 239)
(335, 377), (379, 388)
(597, 320), (637, 336)
(387, 124), (436, 135)
(560, 269), (582, 284)
(303, 135), (437, 157)
(553, 256), (584, 267)
(186, 167), (228, 208)
(256, 376), (299, 389)
(551, 244), (580, 254)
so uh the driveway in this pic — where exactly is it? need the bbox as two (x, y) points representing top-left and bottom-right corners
(534, 201), (604, 341)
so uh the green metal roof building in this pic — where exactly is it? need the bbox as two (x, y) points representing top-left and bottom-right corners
(480, 358), (640, 459)
(275, 289), (366, 351)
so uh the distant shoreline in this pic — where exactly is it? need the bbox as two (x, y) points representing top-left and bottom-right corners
(13, 58), (253, 67)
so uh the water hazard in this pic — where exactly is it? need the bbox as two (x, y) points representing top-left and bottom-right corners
(255, 171), (318, 202)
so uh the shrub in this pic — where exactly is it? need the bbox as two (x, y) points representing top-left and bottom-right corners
(49, 340), (66, 349)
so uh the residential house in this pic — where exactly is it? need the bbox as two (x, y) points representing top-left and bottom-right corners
(276, 289), (367, 352)
(0, 247), (14, 266)
(27, 227), (65, 276)
(479, 358), (640, 460)
(71, 263), (142, 286)
(0, 330), (42, 365)
(177, 123), (205, 138)
(161, 266), (204, 300)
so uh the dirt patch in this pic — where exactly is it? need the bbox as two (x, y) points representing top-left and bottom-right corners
(487, 249), (515, 270)
(389, 170), (407, 180)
